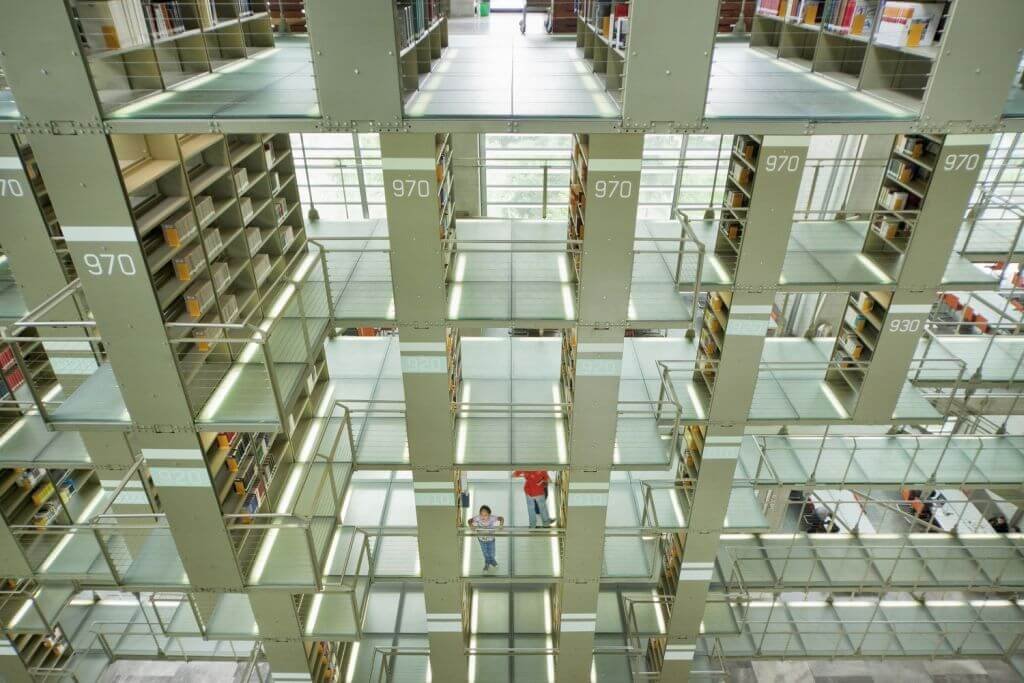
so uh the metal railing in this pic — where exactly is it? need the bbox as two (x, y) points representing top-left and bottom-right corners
(1, 246), (331, 431)
(717, 535), (1024, 596)
(225, 400), (363, 591)
(744, 429), (1024, 489)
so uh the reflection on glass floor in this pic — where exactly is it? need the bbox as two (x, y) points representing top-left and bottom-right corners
(675, 219), (996, 291)
(706, 41), (917, 121)
(324, 334), (679, 468)
(0, 258), (28, 321)
(404, 14), (619, 119)
(0, 88), (18, 119)
(105, 35), (318, 119)
(630, 337), (941, 424)
(715, 533), (1024, 593)
(449, 220), (577, 324)
(318, 218), (699, 327)
(1007, 81), (1024, 118)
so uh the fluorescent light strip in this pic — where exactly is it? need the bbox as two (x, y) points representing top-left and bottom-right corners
(344, 642), (360, 683)
(305, 593), (324, 635)
(821, 383), (849, 419)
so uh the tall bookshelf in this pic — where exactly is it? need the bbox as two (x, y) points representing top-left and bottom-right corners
(750, 0), (951, 109)
(576, 1), (629, 103)
(72, 0), (276, 111)
(828, 289), (892, 400)
(569, 134), (588, 281)
(396, 0), (448, 100)
(696, 291), (731, 398)
(865, 133), (940, 258)
(827, 132), (943, 406)
(111, 131), (316, 522)
(718, 134), (761, 277)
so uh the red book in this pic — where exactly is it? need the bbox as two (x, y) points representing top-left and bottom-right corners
(841, 0), (857, 30)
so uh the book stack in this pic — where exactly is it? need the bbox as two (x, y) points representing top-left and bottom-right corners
(756, 0), (787, 16)
(879, 187), (909, 210)
(197, 0), (219, 27)
(789, 0), (824, 24)
(75, 0), (150, 51)
(822, 0), (876, 35)
(234, 0), (255, 17)
(397, 2), (416, 48)
(144, 1), (187, 39)
(874, 1), (944, 48)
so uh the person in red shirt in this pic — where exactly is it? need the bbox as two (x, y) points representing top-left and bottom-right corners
(512, 470), (553, 527)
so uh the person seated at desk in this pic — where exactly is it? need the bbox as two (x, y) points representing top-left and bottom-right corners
(990, 515), (1012, 533)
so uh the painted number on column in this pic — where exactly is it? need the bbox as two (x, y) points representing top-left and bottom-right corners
(887, 318), (921, 334)
(764, 155), (800, 173)
(943, 154), (980, 172)
(594, 179), (633, 199)
(83, 253), (137, 277)
(0, 178), (25, 197)
(391, 179), (431, 198)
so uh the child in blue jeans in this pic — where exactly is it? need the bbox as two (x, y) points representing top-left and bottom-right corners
(468, 505), (504, 571)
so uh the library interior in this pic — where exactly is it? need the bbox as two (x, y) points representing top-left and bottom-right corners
(0, 0), (1024, 681)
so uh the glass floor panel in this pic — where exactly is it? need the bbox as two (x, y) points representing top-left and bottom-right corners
(0, 89), (18, 119)
(716, 534), (1024, 592)
(195, 361), (306, 431)
(404, 14), (619, 119)
(34, 533), (113, 582)
(3, 585), (74, 634)
(307, 219), (396, 325)
(642, 485), (769, 533)
(735, 434), (1024, 487)
(1007, 81), (1024, 118)
(713, 600), (1024, 658)
(456, 415), (568, 465)
(48, 364), (131, 429)
(105, 35), (319, 119)
(957, 219), (1024, 260)
(0, 416), (91, 467)
(705, 41), (918, 121)
(0, 259), (28, 320)
(118, 529), (190, 586)
(915, 335), (1024, 384)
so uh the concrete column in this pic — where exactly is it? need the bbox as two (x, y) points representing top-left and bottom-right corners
(305, 0), (404, 125)
(622, 0), (718, 128)
(381, 133), (467, 682)
(853, 135), (993, 422)
(557, 133), (643, 681)
(660, 135), (808, 681)
(921, 0), (1024, 128)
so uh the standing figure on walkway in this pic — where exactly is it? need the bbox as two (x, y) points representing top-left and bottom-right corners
(513, 470), (553, 527)
(469, 505), (504, 571)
